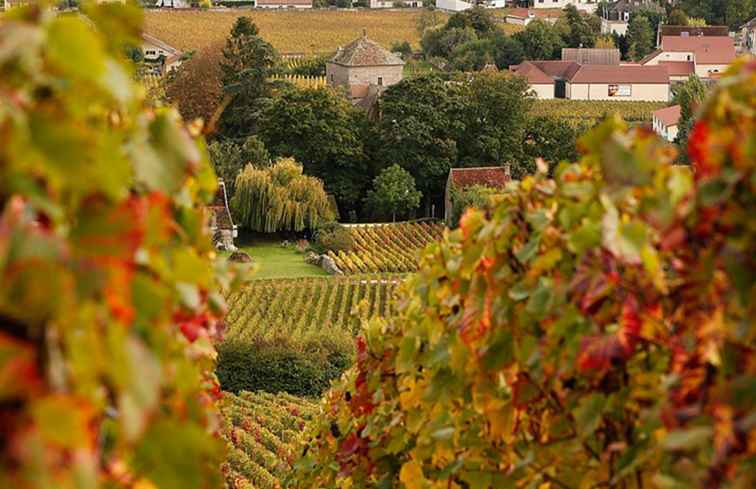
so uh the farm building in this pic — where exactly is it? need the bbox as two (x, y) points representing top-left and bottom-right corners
(511, 61), (670, 101)
(327, 31), (404, 106)
(641, 36), (736, 80)
(208, 180), (238, 251)
(599, 0), (664, 36)
(256, 0), (313, 7)
(154, 0), (190, 7)
(652, 105), (681, 142)
(444, 167), (511, 225)
(141, 33), (184, 74)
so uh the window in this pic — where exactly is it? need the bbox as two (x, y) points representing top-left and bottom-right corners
(608, 84), (632, 97)
(377, 77), (383, 86)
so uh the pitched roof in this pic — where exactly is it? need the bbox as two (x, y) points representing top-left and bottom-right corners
(510, 62), (554, 85)
(639, 49), (663, 65)
(330, 33), (404, 67)
(659, 25), (730, 38)
(567, 64), (670, 84)
(142, 33), (182, 56)
(530, 60), (581, 79)
(507, 8), (560, 20)
(653, 105), (681, 127)
(449, 167), (511, 189)
(562, 48), (621, 65)
(659, 61), (695, 76)
(661, 36), (736, 64)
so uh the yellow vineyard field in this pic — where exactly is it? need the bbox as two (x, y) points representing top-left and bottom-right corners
(144, 9), (434, 56)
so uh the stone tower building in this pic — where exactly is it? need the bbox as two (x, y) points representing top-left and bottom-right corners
(326, 31), (404, 105)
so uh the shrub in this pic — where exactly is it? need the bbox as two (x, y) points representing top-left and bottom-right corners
(216, 336), (353, 397)
(315, 222), (354, 253)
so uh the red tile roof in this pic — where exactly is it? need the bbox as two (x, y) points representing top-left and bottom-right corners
(653, 105), (681, 127)
(450, 167), (511, 189)
(532, 60), (581, 79)
(567, 64), (670, 84)
(660, 36), (736, 65)
(659, 61), (695, 76)
(510, 62), (554, 85)
(507, 8), (560, 19)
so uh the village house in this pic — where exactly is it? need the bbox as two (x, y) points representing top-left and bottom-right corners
(326, 31), (404, 106)
(652, 105), (681, 142)
(435, 0), (507, 12)
(511, 60), (670, 101)
(531, 0), (597, 13)
(142, 34), (184, 75)
(444, 167), (511, 225)
(641, 36), (736, 80)
(369, 0), (420, 7)
(741, 18), (756, 55)
(154, 0), (190, 7)
(256, 0), (313, 8)
(656, 25), (730, 47)
(505, 8), (560, 26)
(599, 0), (664, 36)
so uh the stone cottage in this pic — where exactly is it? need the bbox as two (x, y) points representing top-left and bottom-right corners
(208, 180), (237, 251)
(326, 30), (404, 106)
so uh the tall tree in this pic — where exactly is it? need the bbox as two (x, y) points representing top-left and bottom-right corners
(457, 73), (533, 170)
(562, 5), (597, 48)
(218, 17), (279, 139)
(672, 75), (708, 162)
(232, 158), (335, 232)
(377, 75), (465, 213)
(514, 20), (565, 60)
(627, 14), (654, 60)
(258, 85), (368, 212)
(364, 164), (422, 222)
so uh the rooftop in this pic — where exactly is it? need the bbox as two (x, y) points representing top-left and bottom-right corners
(660, 36), (736, 65)
(659, 25), (730, 38)
(658, 61), (695, 76)
(330, 32), (404, 67)
(450, 167), (511, 189)
(562, 48), (621, 65)
(512, 61), (669, 84)
(653, 105), (681, 127)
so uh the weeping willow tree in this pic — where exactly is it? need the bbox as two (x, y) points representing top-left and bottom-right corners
(232, 157), (335, 232)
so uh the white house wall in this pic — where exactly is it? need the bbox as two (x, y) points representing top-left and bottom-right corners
(601, 19), (628, 36)
(529, 84), (555, 99)
(695, 63), (729, 78)
(436, 0), (473, 12)
(567, 83), (670, 102)
(532, 0), (597, 13)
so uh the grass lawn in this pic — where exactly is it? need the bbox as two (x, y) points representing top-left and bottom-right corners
(236, 234), (327, 280)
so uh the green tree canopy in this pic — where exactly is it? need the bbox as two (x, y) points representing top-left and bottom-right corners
(218, 17), (279, 139)
(514, 20), (565, 60)
(258, 85), (369, 211)
(208, 135), (270, 196)
(562, 5), (598, 48)
(672, 74), (708, 162)
(364, 164), (422, 222)
(627, 14), (654, 60)
(232, 158), (335, 232)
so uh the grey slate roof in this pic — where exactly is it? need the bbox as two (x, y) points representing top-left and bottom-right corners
(330, 33), (404, 67)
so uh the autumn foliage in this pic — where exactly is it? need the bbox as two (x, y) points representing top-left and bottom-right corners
(0, 3), (245, 488)
(291, 59), (756, 488)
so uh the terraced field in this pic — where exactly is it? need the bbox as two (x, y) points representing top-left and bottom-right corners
(328, 222), (444, 274)
(221, 391), (316, 489)
(225, 275), (399, 341)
